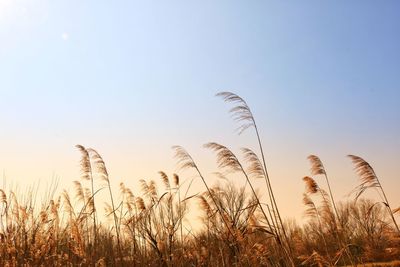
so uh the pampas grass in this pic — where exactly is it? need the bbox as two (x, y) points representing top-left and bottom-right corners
(348, 155), (400, 234)
(0, 148), (398, 266)
(0, 93), (398, 266)
(217, 91), (294, 265)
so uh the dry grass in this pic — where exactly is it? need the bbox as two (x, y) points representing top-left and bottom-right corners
(0, 92), (398, 266)
(344, 261), (400, 267)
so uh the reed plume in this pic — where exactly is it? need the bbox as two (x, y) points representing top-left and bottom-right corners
(303, 193), (318, 219)
(308, 155), (326, 176)
(348, 155), (400, 234)
(215, 92), (255, 134)
(307, 156), (355, 266)
(241, 148), (264, 179)
(303, 176), (319, 194)
(302, 179), (331, 263)
(159, 171), (171, 191)
(172, 174), (179, 188)
(308, 155), (339, 220)
(172, 145), (236, 240)
(75, 144), (97, 260)
(302, 176), (335, 229)
(203, 142), (241, 173)
(204, 142), (277, 238)
(217, 91), (293, 265)
(75, 145), (92, 181)
(87, 148), (123, 263)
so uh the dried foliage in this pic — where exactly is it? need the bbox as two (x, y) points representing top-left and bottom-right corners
(0, 148), (398, 266)
(217, 92), (294, 265)
(348, 155), (400, 234)
(348, 155), (380, 201)
(216, 91), (255, 134)
(0, 93), (398, 266)
(204, 142), (241, 173)
(241, 147), (265, 179)
(172, 145), (197, 171)
(303, 176), (319, 194)
(308, 155), (326, 176)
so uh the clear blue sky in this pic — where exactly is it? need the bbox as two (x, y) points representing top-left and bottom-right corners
(0, 1), (399, 221)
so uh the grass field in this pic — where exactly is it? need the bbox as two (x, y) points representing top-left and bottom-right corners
(0, 92), (398, 266)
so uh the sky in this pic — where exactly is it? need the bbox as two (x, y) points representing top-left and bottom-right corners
(0, 1), (399, 223)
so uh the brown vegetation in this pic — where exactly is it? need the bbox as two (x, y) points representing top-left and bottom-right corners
(0, 92), (398, 266)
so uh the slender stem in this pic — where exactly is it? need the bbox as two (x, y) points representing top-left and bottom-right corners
(107, 180), (124, 265)
(375, 177), (400, 234)
(253, 123), (294, 265)
(192, 164), (237, 240)
(234, 155), (278, 239)
(177, 185), (184, 247)
(236, 161), (296, 263)
(323, 172), (339, 222)
(321, 166), (355, 266)
(89, 166), (97, 265)
(313, 202), (332, 265)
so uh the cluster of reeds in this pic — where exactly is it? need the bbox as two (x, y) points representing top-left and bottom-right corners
(298, 154), (400, 266)
(0, 92), (398, 266)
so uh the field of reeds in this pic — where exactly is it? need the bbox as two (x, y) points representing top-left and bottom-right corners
(0, 92), (399, 267)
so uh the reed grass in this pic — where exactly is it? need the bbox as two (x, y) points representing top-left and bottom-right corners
(0, 93), (398, 266)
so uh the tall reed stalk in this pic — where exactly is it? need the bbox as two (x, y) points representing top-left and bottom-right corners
(172, 146), (237, 242)
(75, 145), (97, 263)
(216, 92), (294, 265)
(88, 148), (124, 265)
(305, 155), (356, 267)
(204, 143), (281, 247)
(348, 155), (400, 234)
(308, 155), (339, 220)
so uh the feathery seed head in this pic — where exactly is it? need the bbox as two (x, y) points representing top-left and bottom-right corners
(159, 171), (170, 190)
(307, 155), (326, 176)
(75, 144), (91, 181)
(173, 174), (179, 187)
(216, 92), (255, 134)
(303, 176), (319, 194)
(348, 155), (380, 200)
(204, 142), (241, 173)
(241, 147), (265, 178)
(172, 146), (197, 170)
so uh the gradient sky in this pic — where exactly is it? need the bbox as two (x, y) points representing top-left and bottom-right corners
(0, 1), (399, 222)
